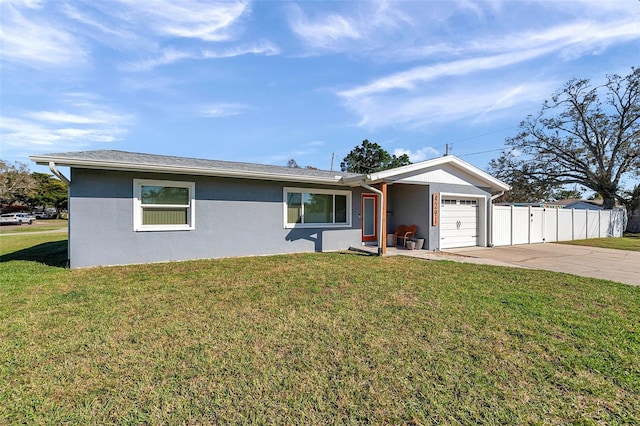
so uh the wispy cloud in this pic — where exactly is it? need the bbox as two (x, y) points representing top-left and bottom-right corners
(0, 1), (88, 68)
(60, 3), (142, 48)
(202, 42), (280, 59)
(262, 140), (328, 166)
(288, 5), (363, 49)
(340, 18), (638, 101)
(1, 95), (133, 153)
(27, 110), (116, 124)
(199, 103), (248, 118)
(2, 117), (128, 148)
(393, 147), (440, 163)
(123, 42), (280, 72)
(115, 0), (250, 42)
(395, 19), (639, 61)
(122, 48), (198, 72)
(337, 14), (639, 129)
(342, 80), (556, 130)
(339, 48), (552, 100)
(2, 0), (260, 72)
(287, 2), (412, 53)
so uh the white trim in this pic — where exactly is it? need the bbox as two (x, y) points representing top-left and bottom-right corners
(133, 179), (195, 232)
(359, 183), (384, 254)
(362, 196), (377, 238)
(363, 156), (510, 191)
(283, 187), (352, 229)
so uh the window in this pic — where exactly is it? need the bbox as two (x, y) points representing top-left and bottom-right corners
(442, 198), (478, 206)
(284, 187), (351, 228)
(134, 179), (195, 231)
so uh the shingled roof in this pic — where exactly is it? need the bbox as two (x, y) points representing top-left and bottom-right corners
(31, 150), (359, 185)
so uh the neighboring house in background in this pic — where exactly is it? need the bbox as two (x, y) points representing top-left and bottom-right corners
(495, 199), (605, 210)
(31, 150), (509, 268)
(549, 199), (604, 210)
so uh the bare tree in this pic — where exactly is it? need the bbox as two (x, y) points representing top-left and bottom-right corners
(500, 68), (639, 209)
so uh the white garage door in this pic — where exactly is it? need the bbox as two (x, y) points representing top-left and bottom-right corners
(440, 198), (479, 249)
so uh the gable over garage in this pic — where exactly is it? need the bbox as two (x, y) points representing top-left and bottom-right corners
(349, 156), (510, 251)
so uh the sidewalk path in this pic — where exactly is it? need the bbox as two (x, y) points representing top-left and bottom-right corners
(0, 228), (68, 237)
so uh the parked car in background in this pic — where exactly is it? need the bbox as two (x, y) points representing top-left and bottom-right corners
(34, 211), (55, 219)
(0, 213), (35, 225)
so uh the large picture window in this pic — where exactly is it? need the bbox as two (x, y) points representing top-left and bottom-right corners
(284, 187), (351, 228)
(134, 179), (195, 231)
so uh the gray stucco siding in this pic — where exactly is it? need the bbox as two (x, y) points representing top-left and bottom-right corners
(386, 182), (491, 251)
(387, 184), (430, 244)
(69, 169), (365, 268)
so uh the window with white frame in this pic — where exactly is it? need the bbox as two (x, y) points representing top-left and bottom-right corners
(283, 187), (351, 228)
(133, 179), (195, 231)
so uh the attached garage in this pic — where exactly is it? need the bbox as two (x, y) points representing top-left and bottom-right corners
(440, 197), (480, 249)
(357, 156), (509, 252)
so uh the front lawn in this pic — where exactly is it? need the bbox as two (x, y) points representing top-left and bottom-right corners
(557, 233), (640, 251)
(1, 234), (638, 424)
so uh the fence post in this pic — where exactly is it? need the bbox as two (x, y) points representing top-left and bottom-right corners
(528, 206), (532, 244)
(510, 205), (514, 246)
(586, 209), (589, 239)
(542, 208), (546, 243)
(598, 210), (602, 238)
(556, 207), (559, 242)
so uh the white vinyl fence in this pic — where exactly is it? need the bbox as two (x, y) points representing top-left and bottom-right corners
(492, 206), (625, 247)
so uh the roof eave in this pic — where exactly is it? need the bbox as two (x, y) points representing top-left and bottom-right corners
(30, 155), (345, 185)
(365, 156), (510, 191)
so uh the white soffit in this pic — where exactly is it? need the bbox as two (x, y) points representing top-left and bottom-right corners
(397, 164), (487, 187)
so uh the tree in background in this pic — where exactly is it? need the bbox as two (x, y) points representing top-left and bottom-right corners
(552, 188), (584, 201)
(287, 159), (318, 170)
(32, 173), (68, 218)
(340, 139), (411, 173)
(492, 68), (639, 209)
(488, 151), (556, 203)
(0, 162), (67, 216)
(0, 160), (35, 207)
(622, 184), (640, 233)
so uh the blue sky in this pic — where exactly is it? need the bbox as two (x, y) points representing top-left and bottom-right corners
(1, 0), (638, 175)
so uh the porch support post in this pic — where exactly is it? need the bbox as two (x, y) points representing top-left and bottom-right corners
(381, 182), (387, 254)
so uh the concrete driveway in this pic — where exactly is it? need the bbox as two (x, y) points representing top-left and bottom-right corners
(445, 244), (640, 286)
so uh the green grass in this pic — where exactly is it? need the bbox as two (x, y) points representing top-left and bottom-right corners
(0, 219), (68, 234)
(0, 233), (68, 267)
(557, 233), (640, 251)
(1, 234), (639, 424)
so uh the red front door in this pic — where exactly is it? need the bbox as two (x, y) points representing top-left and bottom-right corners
(361, 194), (378, 242)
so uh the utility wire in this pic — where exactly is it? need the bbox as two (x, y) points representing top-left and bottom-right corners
(439, 126), (518, 148)
(457, 147), (507, 158)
